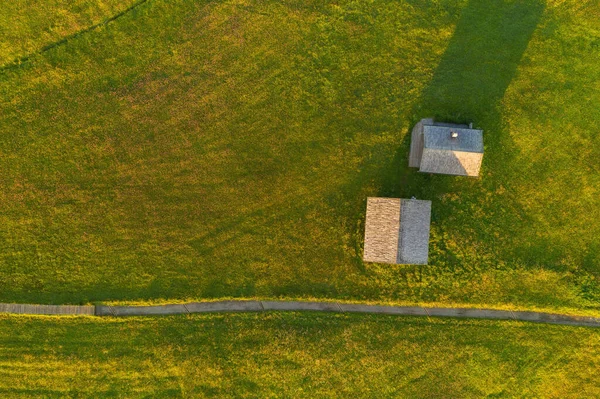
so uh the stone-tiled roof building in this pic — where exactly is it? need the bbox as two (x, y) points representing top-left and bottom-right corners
(363, 197), (431, 265)
(409, 118), (484, 177)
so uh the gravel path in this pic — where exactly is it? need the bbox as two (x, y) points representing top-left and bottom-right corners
(2, 300), (598, 327)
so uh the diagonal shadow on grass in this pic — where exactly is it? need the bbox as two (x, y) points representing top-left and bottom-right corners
(344, 0), (546, 276)
(405, 0), (547, 273)
(414, 0), (546, 126)
(406, 0), (547, 196)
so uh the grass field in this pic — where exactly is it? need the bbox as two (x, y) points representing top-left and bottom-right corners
(1, 312), (599, 398)
(0, 0), (599, 312)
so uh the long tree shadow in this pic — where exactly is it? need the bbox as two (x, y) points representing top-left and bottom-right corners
(344, 0), (546, 274)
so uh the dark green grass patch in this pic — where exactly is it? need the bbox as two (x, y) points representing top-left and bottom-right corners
(0, 312), (599, 398)
(0, 0), (599, 310)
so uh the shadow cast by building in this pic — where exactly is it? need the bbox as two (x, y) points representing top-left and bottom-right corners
(344, 0), (546, 270)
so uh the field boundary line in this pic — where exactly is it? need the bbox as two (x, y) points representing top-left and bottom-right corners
(1, 0), (152, 72)
(1, 300), (600, 327)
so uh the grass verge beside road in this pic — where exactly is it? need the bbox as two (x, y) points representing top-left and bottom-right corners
(1, 312), (599, 398)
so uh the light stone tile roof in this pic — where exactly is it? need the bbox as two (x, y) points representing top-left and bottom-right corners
(363, 197), (431, 265)
(419, 148), (483, 176)
(397, 198), (432, 265)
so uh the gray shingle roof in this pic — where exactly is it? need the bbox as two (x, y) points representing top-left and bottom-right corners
(409, 119), (484, 177)
(363, 197), (431, 265)
(423, 125), (483, 153)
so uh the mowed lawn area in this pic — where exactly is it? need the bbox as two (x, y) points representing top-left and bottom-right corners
(1, 312), (598, 398)
(0, 0), (599, 310)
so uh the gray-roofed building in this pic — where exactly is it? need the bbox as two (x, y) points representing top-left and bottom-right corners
(363, 197), (431, 265)
(409, 118), (484, 177)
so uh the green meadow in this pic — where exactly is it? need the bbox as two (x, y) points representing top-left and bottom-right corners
(1, 312), (599, 398)
(0, 0), (599, 313)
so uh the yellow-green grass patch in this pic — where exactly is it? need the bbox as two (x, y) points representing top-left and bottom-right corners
(1, 312), (599, 398)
